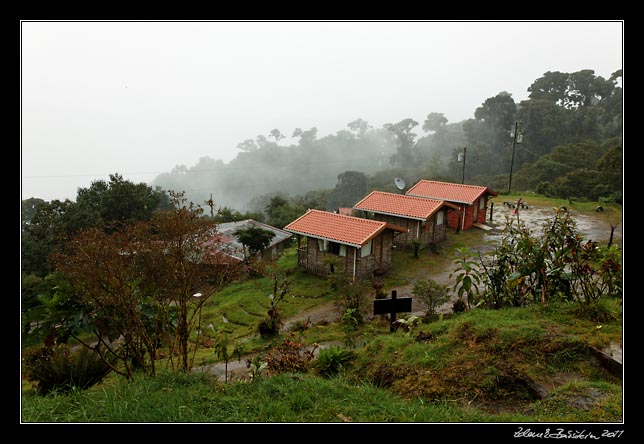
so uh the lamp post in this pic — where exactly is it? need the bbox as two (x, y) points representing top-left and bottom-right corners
(457, 147), (466, 184)
(507, 121), (523, 194)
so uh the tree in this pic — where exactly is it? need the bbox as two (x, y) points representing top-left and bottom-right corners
(51, 191), (244, 378)
(422, 112), (448, 133)
(75, 173), (169, 230)
(137, 191), (244, 372)
(327, 170), (368, 209)
(269, 129), (285, 143)
(21, 199), (75, 277)
(347, 118), (371, 137)
(385, 118), (419, 168)
(233, 225), (275, 260)
(236, 139), (259, 152)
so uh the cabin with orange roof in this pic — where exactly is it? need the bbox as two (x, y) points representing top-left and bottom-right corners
(405, 180), (498, 231)
(353, 191), (459, 252)
(283, 209), (407, 280)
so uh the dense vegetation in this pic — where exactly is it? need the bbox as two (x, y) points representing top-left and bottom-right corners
(21, 197), (622, 423)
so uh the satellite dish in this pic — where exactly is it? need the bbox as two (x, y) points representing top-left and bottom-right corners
(394, 177), (406, 191)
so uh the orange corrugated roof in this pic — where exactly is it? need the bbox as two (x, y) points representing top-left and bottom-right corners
(406, 180), (497, 204)
(284, 209), (406, 247)
(353, 191), (454, 221)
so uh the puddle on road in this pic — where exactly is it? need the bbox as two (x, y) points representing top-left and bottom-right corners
(483, 202), (622, 247)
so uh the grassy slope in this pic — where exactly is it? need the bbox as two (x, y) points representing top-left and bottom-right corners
(21, 195), (623, 423)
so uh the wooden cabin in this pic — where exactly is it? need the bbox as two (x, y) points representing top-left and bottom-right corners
(283, 209), (407, 280)
(405, 180), (498, 231)
(353, 191), (459, 252)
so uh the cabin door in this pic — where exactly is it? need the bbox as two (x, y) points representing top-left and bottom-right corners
(473, 201), (479, 224)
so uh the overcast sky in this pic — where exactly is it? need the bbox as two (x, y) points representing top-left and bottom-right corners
(20, 20), (623, 202)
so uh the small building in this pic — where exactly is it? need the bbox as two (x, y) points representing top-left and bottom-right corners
(405, 180), (498, 231)
(353, 191), (459, 251)
(211, 219), (293, 261)
(283, 209), (407, 280)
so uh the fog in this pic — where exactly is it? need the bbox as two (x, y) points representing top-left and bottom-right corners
(21, 21), (623, 205)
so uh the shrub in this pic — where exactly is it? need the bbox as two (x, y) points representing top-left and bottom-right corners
(313, 346), (356, 378)
(452, 298), (467, 313)
(22, 344), (114, 395)
(411, 279), (451, 316)
(264, 333), (318, 374)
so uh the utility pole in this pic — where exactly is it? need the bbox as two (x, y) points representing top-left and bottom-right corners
(457, 147), (467, 184)
(461, 147), (466, 184)
(508, 121), (522, 194)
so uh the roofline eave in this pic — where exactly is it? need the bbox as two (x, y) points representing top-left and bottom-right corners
(284, 229), (363, 249)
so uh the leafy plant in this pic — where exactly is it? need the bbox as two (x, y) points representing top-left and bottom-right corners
(213, 330), (243, 383)
(313, 346), (356, 377)
(341, 308), (359, 348)
(23, 343), (114, 395)
(246, 355), (268, 381)
(449, 248), (483, 309)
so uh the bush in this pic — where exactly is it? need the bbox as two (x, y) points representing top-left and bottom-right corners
(313, 346), (356, 378)
(452, 298), (467, 313)
(22, 344), (114, 395)
(411, 279), (451, 316)
(263, 333), (318, 374)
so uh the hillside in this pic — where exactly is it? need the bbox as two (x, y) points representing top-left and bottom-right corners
(21, 197), (623, 424)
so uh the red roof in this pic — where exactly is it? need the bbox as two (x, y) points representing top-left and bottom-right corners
(284, 209), (407, 248)
(406, 180), (498, 204)
(353, 191), (458, 221)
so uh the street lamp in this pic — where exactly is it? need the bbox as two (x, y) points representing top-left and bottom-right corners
(507, 121), (523, 194)
(457, 147), (467, 184)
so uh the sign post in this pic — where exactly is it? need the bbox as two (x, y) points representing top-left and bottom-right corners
(373, 290), (413, 332)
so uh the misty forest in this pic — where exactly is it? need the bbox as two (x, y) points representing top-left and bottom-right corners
(150, 68), (622, 218)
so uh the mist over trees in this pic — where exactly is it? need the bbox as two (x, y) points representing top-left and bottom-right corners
(149, 68), (622, 214)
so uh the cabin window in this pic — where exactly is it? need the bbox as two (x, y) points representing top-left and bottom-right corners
(437, 210), (444, 225)
(318, 239), (329, 251)
(361, 240), (372, 257)
(339, 245), (347, 257)
(328, 242), (341, 255)
(479, 198), (485, 210)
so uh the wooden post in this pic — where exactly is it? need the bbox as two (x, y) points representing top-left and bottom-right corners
(390, 290), (398, 332)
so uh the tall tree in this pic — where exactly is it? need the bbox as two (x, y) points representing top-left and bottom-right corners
(386, 118), (419, 168)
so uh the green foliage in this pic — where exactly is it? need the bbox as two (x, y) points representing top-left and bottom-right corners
(22, 343), (114, 395)
(393, 314), (422, 336)
(386, 118), (420, 168)
(327, 272), (370, 323)
(341, 308), (359, 347)
(327, 170), (369, 210)
(247, 355), (268, 381)
(449, 248), (483, 309)
(312, 346), (356, 377)
(213, 331), (244, 383)
(233, 225), (275, 259)
(476, 210), (622, 314)
(411, 279), (451, 316)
